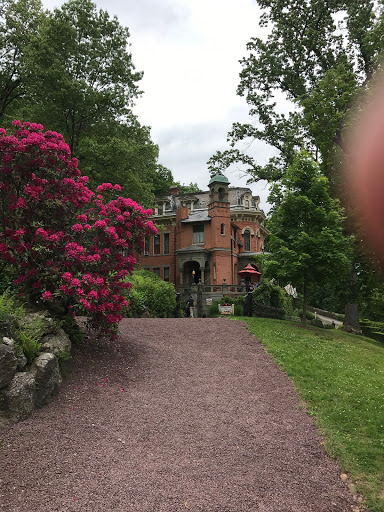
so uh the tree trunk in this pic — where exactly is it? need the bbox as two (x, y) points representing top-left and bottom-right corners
(302, 281), (307, 327)
(342, 303), (361, 333)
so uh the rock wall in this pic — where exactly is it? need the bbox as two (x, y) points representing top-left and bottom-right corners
(0, 315), (71, 424)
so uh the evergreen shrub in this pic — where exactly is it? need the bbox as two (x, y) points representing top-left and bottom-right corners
(124, 269), (176, 318)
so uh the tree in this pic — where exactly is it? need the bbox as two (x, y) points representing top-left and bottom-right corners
(23, 0), (142, 154)
(0, 0), (44, 121)
(208, 1), (384, 330)
(78, 119), (173, 207)
(172, 182), (202, 195)
(209, 0), (384, 184)
(263, 151), (351, 326)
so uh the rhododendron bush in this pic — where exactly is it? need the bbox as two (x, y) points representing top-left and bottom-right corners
(0, 121), (157, 337)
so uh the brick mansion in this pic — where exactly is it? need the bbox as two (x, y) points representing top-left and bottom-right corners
(137, 171), (268, 290)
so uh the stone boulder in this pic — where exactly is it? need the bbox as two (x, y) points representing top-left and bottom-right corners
(2, 336), (14, 348)
(2, 336), (27, 371)
(16, 353), (27, 371)
(0, 372), (36, 422)
(30, 353), (62, 407)
(0, 343), (17, 389)
(41, 328), (71, 356)
(18, 311), (58, 337)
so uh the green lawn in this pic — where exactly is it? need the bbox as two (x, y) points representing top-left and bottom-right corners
(238, 317), (384, 512)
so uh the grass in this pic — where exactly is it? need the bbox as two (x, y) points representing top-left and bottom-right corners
(238, 317), (384, 512)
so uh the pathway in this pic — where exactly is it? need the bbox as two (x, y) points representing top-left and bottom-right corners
(0, 319), (356, 511)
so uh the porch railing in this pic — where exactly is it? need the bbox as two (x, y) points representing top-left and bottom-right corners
(179, 284), (246, 295)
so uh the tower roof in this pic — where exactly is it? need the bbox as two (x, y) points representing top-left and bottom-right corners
(209, 170), (230, 185)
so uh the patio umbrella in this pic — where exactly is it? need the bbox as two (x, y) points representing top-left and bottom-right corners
(238, 263), (261, 276)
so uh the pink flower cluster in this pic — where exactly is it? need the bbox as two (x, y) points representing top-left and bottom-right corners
(0, 121), (157, 338)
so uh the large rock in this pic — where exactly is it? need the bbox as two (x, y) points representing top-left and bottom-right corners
(16, 353), (28, 371)
(17, 311), (58, 336)
(0, 343), (17, 389)
(41, 328), (71, 356)
(30, 353), (62, 407)
(0, 372), (36, 422)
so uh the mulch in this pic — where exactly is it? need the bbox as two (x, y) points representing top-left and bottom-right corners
(0, 318), (357, 511)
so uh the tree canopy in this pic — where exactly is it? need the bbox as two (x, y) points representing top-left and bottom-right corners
(208, 1), (384, 184)
(0, 0), (174, 208)
(264, 151), (351, 324)
(23, 0), (143, 154)
(0, 0), (43, 119)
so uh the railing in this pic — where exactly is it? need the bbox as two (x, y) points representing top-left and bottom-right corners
(179, 284), (246, 294)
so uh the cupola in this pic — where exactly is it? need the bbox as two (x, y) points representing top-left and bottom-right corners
(208, 171), (230, 204)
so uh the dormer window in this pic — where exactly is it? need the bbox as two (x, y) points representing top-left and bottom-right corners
(245, 200), (249, 209)
(158, 203), (163, 215)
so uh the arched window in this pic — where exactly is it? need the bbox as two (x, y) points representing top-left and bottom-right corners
(244, 230), (251, 251)
(220, 223), (225, 235)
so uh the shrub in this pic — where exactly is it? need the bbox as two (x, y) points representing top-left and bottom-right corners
(0, 121), (157, 338)
(253, 302), (286, 319)
(310, 318), (324, 328)
(252, 280), (271, 306)
(0, 292), (24, 327)
(252, 280), (293, 318)
(124, 269), (176, 318)
(207, 300), (220, 317)
(234, 304), (243, 316)
(297, 310), (316, 321)
(0, 292), (46, 362)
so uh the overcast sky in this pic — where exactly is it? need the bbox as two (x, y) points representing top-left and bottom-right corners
(42, 0), (273, 211)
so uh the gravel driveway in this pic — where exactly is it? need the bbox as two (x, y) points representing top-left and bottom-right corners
(0, 318), (356, 511)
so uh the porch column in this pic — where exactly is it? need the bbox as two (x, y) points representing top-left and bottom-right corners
(200, 268), (205, 284)
(179, 268), (184, 285)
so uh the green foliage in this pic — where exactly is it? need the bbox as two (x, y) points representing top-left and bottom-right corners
(264, 151), (351, 323)
(0, 292), (24, 328)
(207, 300), (220, 318)
(233, 304), (243, 316)
(0, 0), (173, 206)
(242, 317), (384, 511)
(124, 269), (176, 318)
(208, 1), (384, 185)
(79, 119), (172, 207)
(173, 182), (202, 195)
(252, 280), (293, 318)
(220, 296), (234, 305)
(22, 0), (142, 154)
(16, 330), (41, 363)
(310, 318), (324, 329)
(56, 351), (71, 361)
(59, 316), (84, 345)
(251, 280), (271, 306)
(306, 281), (346, 315)
(0, 0), (44, 122)
(15, 312), (46, 363)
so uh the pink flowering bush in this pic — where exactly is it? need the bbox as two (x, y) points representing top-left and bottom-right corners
(0, 121), (157, 338)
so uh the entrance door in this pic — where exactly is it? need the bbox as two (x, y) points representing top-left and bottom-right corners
(184, 261), (201, 286)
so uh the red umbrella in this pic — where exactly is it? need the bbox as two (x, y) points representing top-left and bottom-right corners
(238, 263), (261, 275)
